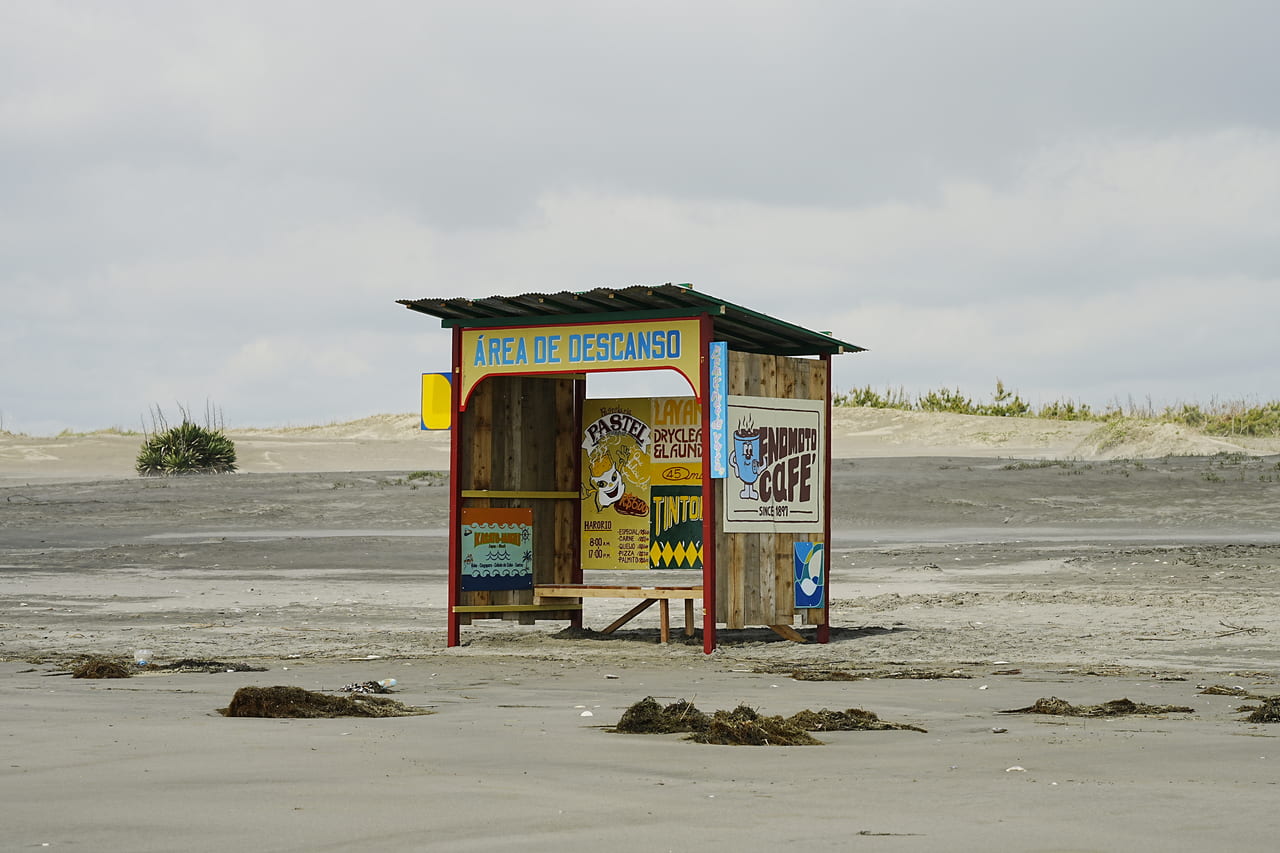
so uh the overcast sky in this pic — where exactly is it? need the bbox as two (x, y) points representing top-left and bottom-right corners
(3, 1), (1278, 434)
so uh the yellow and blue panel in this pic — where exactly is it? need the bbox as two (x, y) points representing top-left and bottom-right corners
(421, 372), (453, 430)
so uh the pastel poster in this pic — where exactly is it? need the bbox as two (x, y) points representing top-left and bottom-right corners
(581, 397), (702, 570)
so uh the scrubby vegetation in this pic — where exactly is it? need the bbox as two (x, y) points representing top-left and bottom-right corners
(136, 404), (237, 476)
(834, 380), (1280, 436)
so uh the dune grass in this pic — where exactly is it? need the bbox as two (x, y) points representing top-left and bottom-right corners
(835, 380), (1280, 437)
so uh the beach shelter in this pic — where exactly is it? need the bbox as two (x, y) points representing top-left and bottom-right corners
(397, 284), (865, 653)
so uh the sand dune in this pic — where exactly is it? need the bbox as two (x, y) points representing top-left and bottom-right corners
(3, 408), (1277, 484)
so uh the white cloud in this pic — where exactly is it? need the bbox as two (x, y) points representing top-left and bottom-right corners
(4, 2), (1280, 431)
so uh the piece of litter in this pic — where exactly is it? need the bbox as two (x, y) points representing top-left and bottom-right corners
(978, 685), (989, 690)
(1006, 766), (1026, 772)
(580, 711), (594, 717)
(605, 674), (620, 679)
(991, 727), (1008, 734)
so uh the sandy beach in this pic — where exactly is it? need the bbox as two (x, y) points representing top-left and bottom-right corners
(3, 409), (1279, 852)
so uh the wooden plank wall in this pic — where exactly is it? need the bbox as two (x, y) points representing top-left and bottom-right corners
(715, 351), (828, 629)
(456, 375), (580, 625)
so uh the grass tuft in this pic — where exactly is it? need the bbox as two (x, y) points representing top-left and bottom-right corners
(136, 403), (237, 476)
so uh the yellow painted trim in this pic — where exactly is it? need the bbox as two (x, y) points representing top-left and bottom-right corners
(452, 604), (582, 613)
(535, 585), (703, 600)
(459, 318), (703, 406)
(461, 490), (578, 500)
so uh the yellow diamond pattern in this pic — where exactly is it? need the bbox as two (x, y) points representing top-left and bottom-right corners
(650, 541), (704, 568)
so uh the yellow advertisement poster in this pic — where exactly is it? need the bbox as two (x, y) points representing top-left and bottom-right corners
(581, 397), (703, 570)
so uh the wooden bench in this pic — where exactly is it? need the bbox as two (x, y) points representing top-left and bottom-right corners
(535, 585), (703, 643)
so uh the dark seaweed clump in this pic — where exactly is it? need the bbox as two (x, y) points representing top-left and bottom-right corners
(72, 658), (132, 679)
(787, 708), (927, 733)
(1240, 697), (1280, 723)
(614, 697), (709, 733)
(221, 686), (431, 718)
(1001, 697), (1194, 717)
(150, 659), (267, 673)
(613, 697), (927, 745)
(691, 706), (821, 746)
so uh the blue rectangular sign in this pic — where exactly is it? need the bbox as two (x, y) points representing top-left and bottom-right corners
(708, 341), (727, 478)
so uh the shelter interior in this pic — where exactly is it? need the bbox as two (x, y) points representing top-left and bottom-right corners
(398, 284), (864, 652)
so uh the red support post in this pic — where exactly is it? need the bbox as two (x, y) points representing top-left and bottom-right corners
(819, 352), (832, 644)
(570, 376), (585, 629)
(446, 328), (464, 647)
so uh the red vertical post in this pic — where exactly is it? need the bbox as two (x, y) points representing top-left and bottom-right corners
(570, 376), (585, 628)
(446, 328), (464, 647)
(700, 314), (718, 654)
(818, 353), (832, 644)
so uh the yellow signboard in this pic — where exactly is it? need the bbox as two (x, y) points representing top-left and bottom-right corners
(581, 397), (703, 570)
(459, 318), (702, 407)
(420, 373), (453, 430)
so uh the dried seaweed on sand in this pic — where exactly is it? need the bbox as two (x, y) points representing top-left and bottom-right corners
(220, 685), (431, 718)
(691, 706), (822, 746)
(613, 697), (709, 733)
(72, 658), (132, 679)
(1000, 697), (1194, 717)
(614, 698), (926, 744)
(1239, 697), (1280, 723)
(1200, 685), (1251, 696)
(786, 708), (927, 733)
(786, 667), (970, 681)
(789, 669), (861, 681)
(149, 659), (268, 674)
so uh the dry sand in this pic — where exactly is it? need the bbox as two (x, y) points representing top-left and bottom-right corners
(3, 409), (1279, 851)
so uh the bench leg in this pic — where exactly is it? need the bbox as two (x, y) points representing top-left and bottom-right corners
(659, 599), (670, 644)
(684, 599), (695, 637)
(768, 624), (807, 643)
(602, 599), (656, 634)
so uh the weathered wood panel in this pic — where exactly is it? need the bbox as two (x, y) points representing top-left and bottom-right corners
(803, 360), (828, 626)
(553, 499), (577, 585)
(717, 351), (828, 628)
(456, 375), (582, 621)
(464, 379), (493, 490)
(742, 531), (773, 627)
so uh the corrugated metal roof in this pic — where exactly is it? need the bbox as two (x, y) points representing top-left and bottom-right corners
(397, 284), (866, 356)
